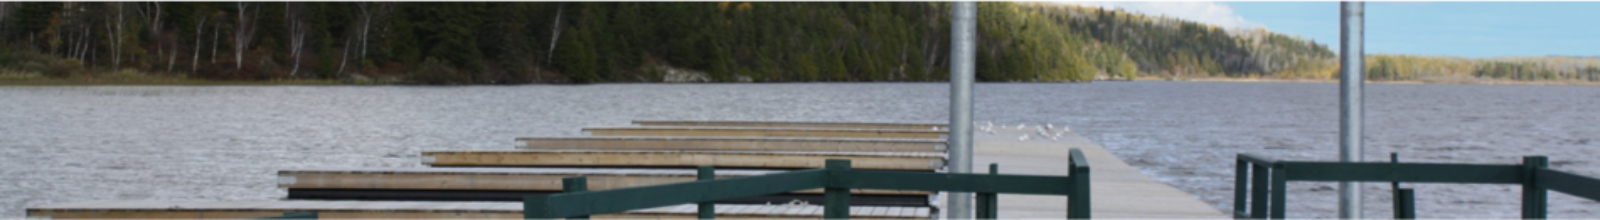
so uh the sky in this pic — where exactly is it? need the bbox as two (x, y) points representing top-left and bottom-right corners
(1062, 1), (1600, 58)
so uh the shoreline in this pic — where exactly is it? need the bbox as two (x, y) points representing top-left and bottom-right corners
(4, 77), (1598, 86)
(1134, 76), (1600, 86)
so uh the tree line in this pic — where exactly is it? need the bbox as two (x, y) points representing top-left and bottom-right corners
(2, 2), (1593, 84)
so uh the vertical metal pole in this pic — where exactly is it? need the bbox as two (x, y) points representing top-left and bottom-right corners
(1338, 2), (1365, 219)
(948, 1), (977, 219)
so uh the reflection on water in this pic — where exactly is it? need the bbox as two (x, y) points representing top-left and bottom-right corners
(2, 82), (1597, 218)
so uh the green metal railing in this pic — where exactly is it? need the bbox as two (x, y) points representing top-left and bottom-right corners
(525, 148), (1091, 219)
(1234, 153), (1600, 219)
(249, 212), (317, 219)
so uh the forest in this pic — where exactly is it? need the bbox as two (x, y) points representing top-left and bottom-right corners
(1, 2), (1595, 84)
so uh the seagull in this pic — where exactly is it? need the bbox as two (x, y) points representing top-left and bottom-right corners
(1018, 134), (1030, 141)
(1047, 123), (1054, 130)
(1016, 123), (1026, 130)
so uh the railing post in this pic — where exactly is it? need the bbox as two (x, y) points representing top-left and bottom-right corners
(563, 176), (590, 219)
(1269, 164), (1286, 219)
(1234, 158), (1250, 219)
(1394, 189), (1415, 219)
(825, 159), (852, 219)
(698, 166), (715, 219)
(977, 163), (998, 219)
(1391, 153), (1415, 219)
(524, 195), (550, 219)
(1068, 149), (1090, 219)
(1250, 163), (1269, 219)
(1522, 156), (1548, 219)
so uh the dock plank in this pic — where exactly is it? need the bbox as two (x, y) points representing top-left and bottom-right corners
(278, 167), (927, 196)
(632, 120), (946, 130)
(582, 126), (947, 139)
(517, 136), (946, 152)
(968, 127), (1227, 218)
(422, 150), (945, 171)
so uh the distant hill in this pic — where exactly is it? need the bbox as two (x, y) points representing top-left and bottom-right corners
(1, 2), (1593, 84)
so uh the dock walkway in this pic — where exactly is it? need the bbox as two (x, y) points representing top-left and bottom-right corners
(973, 126), (1225, 218)
(26, 120), (1225, 219)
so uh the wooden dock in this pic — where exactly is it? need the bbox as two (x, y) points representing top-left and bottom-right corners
(24, 120), (1230, 219)
(582, 126), (948, 139)
(970, 126), (1226, 218)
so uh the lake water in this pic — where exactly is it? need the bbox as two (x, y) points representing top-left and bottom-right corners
(2, 82), (1597, 218)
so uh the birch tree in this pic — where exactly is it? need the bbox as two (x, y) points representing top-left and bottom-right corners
(0, 2), (15, 25)
(135, 2), (161, 63)
(353, 2), (391, 64)
(544, 4), (563, 65)
(109, 2), (124, 68)
(233, 2), (256, 71)
(192, 16), (205, 72)
(284, 2), (306, 77)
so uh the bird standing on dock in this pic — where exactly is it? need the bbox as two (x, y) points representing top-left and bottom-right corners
(1018, 134), (1030, 141)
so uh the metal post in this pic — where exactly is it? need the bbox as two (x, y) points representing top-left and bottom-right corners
(697, 166), (715, 219)
(948, 1), (977, 219)
(1338, 2), (1365, 219)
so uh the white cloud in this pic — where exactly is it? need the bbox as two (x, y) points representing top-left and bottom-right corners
(1045, 1), (1263, 30)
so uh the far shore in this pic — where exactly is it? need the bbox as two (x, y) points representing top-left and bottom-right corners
(3, 73), (1597, 86)
(1134, 76), (1600, 86)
